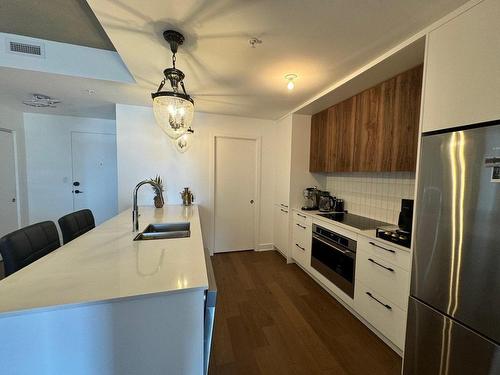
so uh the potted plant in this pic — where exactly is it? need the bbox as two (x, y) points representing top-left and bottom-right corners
(149, 175), (165, 208)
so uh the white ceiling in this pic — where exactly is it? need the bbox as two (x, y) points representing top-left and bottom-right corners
(0, 0), (469, 120)
(86, 0), (468, 120)
(0, 67), (136, 119)
(0, 0), (114, 50)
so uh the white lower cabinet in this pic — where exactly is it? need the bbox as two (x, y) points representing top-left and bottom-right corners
(356, 249), (409, 310)
(354, 236), (410, 350)
(354, 281), (407, 349)
(273, 204), (289, 257)
(291, 212), (312, 269)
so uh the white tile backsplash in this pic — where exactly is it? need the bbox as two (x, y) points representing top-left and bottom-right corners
(325, 172), (415, 224)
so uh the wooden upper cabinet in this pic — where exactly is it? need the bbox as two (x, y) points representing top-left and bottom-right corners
(309, 110), (328, 172)
(327, 96), (356, 172)
(309, 64), (423, 173)
(353, 85), (383, 171)
(390, 65), (423, 171)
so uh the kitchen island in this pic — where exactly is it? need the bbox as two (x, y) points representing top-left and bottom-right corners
(0, 205), (210, 375)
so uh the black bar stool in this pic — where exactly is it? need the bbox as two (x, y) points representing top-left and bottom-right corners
(0, 221), (60, 277)
(58, 209), (95, 245)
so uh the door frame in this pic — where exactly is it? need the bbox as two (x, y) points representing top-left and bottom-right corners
(0, 128), (21, 229)
(209, 133), (262, 255)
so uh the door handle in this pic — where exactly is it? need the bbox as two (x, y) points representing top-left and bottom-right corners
(297, 213), (307, 219)
(11, 198), (16, 203)
(368, 258), (395, 272)
(73, 181), (80, 187)
(250, 200), (254, 204)
(296, 223), (306, 229)
(280, 209), (288, 214)
(74, 190), (83, 194)
(369, 241), (396, 253)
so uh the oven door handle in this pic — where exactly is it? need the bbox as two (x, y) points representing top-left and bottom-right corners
(312, 234), (354, 256)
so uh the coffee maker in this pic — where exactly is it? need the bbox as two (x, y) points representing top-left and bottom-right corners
(302, 187), (319, 210)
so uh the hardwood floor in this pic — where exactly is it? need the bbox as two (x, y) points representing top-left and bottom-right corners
(209, 250), (402, 375)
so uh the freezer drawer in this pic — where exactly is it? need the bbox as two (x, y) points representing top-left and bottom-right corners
(404, 297), (500, 375)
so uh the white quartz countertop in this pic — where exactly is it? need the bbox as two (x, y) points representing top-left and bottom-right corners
(292, 208), (411, 252)
(0, 205), (209, 316)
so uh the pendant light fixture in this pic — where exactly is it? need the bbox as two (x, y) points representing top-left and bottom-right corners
(152, 30), (194, 139)
(174, 127), (195, 153)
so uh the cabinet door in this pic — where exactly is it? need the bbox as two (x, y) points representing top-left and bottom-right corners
(353, 86), (383, 171)
(309, 110), (329, 172)
(422, 0), (500, 132)
(274, 205), (289, 256)
(391, 65), (422, 171)
(326, 96), (356, 172)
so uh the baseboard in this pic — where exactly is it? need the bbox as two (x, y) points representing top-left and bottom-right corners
(256, 243), (274, 251)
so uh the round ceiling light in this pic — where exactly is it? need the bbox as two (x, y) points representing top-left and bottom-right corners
(285, 74), (298, 91)
(152, 30), (194, 140)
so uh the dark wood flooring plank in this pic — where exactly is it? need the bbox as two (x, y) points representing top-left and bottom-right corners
(209, 250), (402, 375)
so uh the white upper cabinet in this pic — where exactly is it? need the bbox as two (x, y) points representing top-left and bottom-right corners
(422, 0), (500, 132)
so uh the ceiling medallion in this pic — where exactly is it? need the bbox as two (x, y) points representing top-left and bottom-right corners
(152, 30), (195, 141)
(23, 93), (61, 108)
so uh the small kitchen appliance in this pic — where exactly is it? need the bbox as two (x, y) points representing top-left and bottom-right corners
(376, 199), (414, 248)
(318, 191), (336, 212)
(180, 187), (194, 206)
(302, 187), (319, 210)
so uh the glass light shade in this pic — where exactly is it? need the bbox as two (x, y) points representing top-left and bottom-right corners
(174, 129), (194, 153)
(152, 94), (194, 139)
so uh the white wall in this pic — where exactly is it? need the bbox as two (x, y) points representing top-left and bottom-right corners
(116, 104), (275, 250)
(24, 113), (116, 224)
(325, 172), (415, 224)
(0, 103), (29, 227)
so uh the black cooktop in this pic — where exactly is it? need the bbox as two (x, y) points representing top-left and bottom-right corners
(318, 212), (390, 230)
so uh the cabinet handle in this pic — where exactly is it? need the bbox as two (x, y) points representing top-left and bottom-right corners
(297, 213), (307, 219)
(295, 243), (305, 251)
(366, 292), (392, 310)
(280, 204), (289, 208)
(296, 223), (306, 229)
(368, 258), (395, 272)
(280, 209), (289, 214)
(369, 241), (395, 253)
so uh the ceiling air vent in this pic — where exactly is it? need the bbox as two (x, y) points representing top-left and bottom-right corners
(7, 40), (45, 57)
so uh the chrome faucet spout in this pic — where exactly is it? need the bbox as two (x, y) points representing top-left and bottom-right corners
(132, 180), (164, 232)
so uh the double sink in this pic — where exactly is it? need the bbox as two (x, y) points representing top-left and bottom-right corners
(134, 222), (191, 241)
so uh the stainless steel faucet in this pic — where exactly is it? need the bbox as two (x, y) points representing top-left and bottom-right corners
(132, 180), (164, 232)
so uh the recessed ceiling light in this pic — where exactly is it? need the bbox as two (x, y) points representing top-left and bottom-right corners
(86, 89), (96, 95)
(285, 74), (298, 91)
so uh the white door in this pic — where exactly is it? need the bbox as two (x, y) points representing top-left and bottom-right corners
(214, 137), (257, 252)
(0, 130), (19, 238)
(71, 132), (118, 225)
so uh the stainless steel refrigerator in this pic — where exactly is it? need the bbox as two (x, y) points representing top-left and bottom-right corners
(404, 122), (500, 374)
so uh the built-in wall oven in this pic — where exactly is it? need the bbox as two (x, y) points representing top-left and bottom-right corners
(311, 224), (356, 298)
